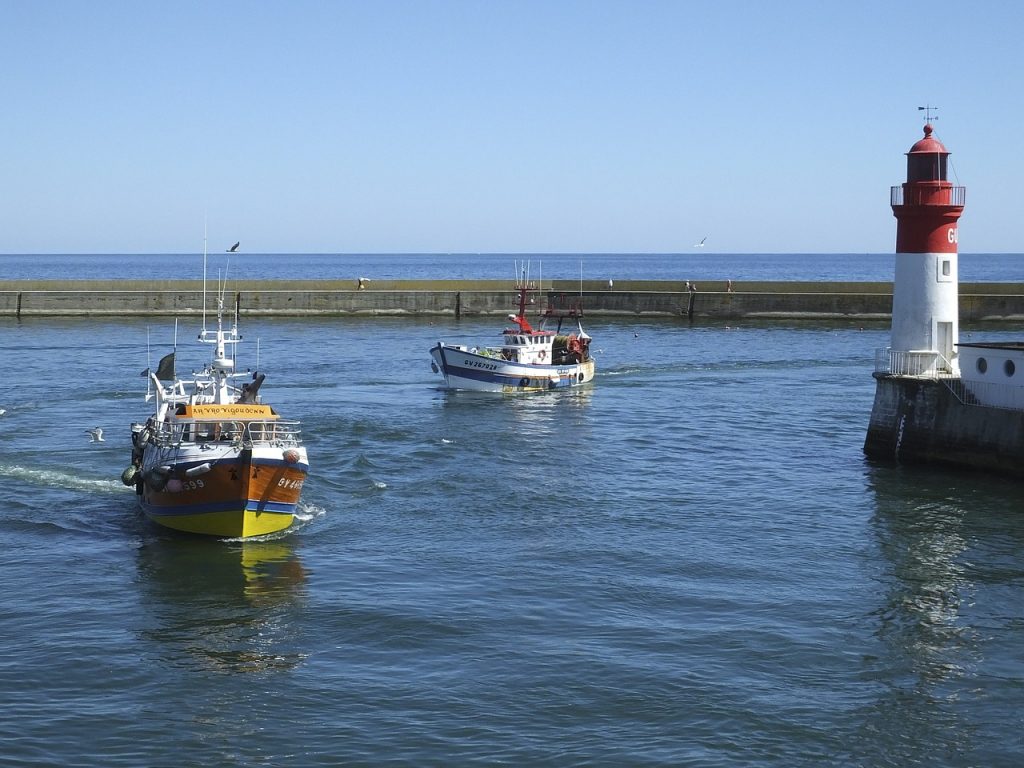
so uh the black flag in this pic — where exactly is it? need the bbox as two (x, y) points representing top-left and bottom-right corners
(155, 352), (175, 382)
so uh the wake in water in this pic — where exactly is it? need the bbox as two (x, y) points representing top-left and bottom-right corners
(0, 463), (125, 494)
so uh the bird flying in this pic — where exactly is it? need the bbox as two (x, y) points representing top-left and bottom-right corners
(694, 237), (707, 248)
(86, 427), (104, 442)
(227, 242), (240, 253)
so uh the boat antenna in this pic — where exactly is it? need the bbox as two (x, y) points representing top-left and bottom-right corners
(202, 219), (208, 334)
(225, 258), (238, 335)
(145, 326), (152, 400)
(580, 259), (584, 297)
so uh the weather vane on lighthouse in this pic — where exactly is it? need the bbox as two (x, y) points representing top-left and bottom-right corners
(918, 104), (939, 123)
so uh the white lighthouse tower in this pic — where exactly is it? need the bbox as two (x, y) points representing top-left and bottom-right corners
(888, 121), (966, 375)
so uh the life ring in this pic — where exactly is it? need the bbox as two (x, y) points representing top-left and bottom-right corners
(538, 350), (547, 361)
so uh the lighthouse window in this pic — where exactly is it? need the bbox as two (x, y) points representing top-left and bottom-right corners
(1005, 360), (1016, 377)
(941, 260), (951, 277)
(908, 153), (947, 182)
(977, 358), (988, 374)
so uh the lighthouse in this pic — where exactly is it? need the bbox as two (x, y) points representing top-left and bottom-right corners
(887, 123), (966, 375)
(865, 119), (1024, 474)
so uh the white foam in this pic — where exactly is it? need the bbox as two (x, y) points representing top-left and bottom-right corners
(0, 464), (124, 494)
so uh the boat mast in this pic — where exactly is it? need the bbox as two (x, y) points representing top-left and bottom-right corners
(202, 220), (208, 334)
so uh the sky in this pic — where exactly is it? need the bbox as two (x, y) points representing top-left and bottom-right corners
(2, 0), (1022, 254)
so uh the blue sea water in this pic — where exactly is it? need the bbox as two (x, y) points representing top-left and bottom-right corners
(1, 255), (1024, 766)
(1, 251), (1023, 282)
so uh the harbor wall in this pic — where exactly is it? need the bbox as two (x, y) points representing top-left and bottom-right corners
(864, 374), (1024, 476)
(2, 280), (1024, 322)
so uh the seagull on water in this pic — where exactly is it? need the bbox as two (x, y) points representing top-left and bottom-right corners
(86, 427), (104, 442)
(227, 241), (240, 253)
(694, 236), (707, 248)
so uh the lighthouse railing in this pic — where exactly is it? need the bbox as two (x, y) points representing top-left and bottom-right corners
(875, 348), (956, 376)
(890, 185), (966, 207)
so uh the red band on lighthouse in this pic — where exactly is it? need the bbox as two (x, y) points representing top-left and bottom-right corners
(894, 212), (960, 254)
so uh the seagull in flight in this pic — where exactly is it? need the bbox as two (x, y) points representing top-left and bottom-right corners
(694, 236), (707, 248)
(227, 241), (240, 253)
(86, 427), (104, 442)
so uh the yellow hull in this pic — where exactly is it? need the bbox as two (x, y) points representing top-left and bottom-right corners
(145, 508), (294, 539)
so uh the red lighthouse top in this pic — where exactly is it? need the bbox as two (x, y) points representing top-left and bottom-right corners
(905, 123), (952, 183)
(891, 123), (965, 253)
(908, 123), (948, 155)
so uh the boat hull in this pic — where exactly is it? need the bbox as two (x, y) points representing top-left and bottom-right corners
(430, 344), (595, 393)
(138, 444), (308, 538)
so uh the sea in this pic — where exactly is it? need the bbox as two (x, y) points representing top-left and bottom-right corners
(2, 251), (1024, 282)
(1, 253), (1024, 767)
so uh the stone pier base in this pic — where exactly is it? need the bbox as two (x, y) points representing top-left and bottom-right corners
(864, 374), (1024, 476)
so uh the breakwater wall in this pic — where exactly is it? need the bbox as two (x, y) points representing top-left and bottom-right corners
(3, 280), (1024, 323)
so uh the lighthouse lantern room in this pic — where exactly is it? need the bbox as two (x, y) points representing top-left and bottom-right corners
(888, 123), (966, 376)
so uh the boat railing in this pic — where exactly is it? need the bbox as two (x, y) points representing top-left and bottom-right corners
(150, 418), (302, 447)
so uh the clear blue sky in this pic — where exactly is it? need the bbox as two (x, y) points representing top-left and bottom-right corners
(2, 0), (1021, 254)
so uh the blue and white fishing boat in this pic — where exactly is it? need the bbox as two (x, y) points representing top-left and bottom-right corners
(429, 270), (595, 393)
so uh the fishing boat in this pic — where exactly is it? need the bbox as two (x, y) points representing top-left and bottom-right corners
(429, 269), (595, 392)
(122, 264), (309, 538)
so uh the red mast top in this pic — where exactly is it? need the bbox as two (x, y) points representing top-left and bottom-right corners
(508, 285), (534, 334)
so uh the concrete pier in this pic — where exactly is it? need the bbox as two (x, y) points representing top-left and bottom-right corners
(864, 374), (1024, 476)
(2, 279), (1024, 321)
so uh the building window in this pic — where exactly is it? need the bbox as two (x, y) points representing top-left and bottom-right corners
(977, 357), (988, 374)
(1005, 360), (1016, 377)
(942, 260), (951, 276)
